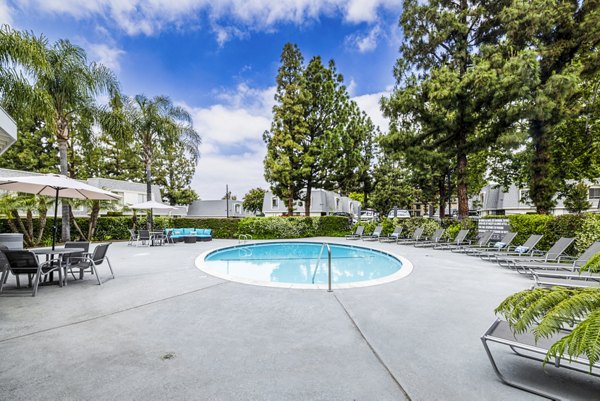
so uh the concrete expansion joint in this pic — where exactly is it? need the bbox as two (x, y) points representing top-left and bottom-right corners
(0, 281), (229, 344)
(333, 293), (413, 401)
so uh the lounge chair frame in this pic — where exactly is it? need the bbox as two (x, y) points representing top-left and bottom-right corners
(481, 319), (600, 400)
(379, 227), (403, 243)
(413, 229), (446, 248)
(345, 226), (365, 240)
(451, 231), (493, 253)
(396, 227), (424, 245)
(481, 234), (543, 261)
(434, 229), (470, 250)
(362, 225), (383, 241)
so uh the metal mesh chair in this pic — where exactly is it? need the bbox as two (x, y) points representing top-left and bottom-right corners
(3, 250), (63, 296)
(68, 243), (114, 285)
(136, 230), (151, 246)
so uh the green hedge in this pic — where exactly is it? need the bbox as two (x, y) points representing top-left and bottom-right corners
(236, 216), (350, 239)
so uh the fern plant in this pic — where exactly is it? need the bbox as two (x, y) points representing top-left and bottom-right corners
(496, 287), (600, 369)
(580, 252), (600, 273)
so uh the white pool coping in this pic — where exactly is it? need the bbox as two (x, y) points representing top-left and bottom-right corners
(194, 240), (414, 290)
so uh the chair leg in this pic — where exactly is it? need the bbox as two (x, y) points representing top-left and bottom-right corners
(16, 274), (20, 288)
(106, 257), (115, 279)
(32, 272), (41, 297)
(0, 270), (7, 294)
(91, 262), (101, 285)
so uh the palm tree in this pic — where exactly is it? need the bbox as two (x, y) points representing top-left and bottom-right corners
(0, 27), (119, 242)
(123, 95), (200, 229)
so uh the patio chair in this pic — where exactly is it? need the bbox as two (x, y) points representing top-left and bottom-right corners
(512, 241), (600, 275)
(413, 229), (446, 247)
(136, 230), (152, 247)
(67, 243), (114, 285)
(433, 229), (470, 250)
(2, 250), (63, 296)
(465, 232), (518, 256)
(496, 237), (575, 268)
(379, 227), (403, 243)
(396, 227), (424, 245)
(346, 226), (365, 240)
(481, 319), (600, 400)
(0, 246), (10, 294)
(481, 234), (543, 261)
(128, 229), (137, 246)
(362, 225), (383, 241)
(63, 241), (91, 284)
(451, 231), (493, 253)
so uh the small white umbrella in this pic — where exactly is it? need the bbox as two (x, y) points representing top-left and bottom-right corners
(0, 174), (120, 249)
(130, 200), (177, 211)
(130, 200), (176, 231)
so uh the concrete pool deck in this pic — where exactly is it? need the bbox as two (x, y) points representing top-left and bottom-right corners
(0, 238), (598, 400)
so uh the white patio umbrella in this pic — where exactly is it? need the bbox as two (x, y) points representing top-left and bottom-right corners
(130, 200), (176, 231)
(0, 174), (120, 249)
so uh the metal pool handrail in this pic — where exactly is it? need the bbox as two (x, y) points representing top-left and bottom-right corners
(238, 234), (252, 244)
(311, 242), (332, 292)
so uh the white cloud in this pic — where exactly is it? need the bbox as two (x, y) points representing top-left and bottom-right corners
(182, 83), (389, 199)
(14, 0), (402, 41)
(352, 91), (390, 132)
(0, 0), (13, 25)
(345, 24), (382, 53)
(183, 84), (275, 199)
(88, 43), (126, 71)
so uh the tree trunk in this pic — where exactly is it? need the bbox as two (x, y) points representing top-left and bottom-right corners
(529, 119), (554, 214)
(69, 207), (87, 240)
(287, 185), (295, 216)
(304, 182), (312, 217)
(145, 158), (153, 230)
(88, 201), (100, 240)
(57, 132), (71, 242)
(456, 146), (469, 219)
(438, 178), (446, 219)
(12, 210), (32, 247)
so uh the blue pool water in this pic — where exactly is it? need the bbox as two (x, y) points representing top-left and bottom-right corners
(202, 242), (403, 285)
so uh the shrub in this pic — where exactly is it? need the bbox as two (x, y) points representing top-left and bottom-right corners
(237, 216), (349, 239)
(442, 218), (478, 240)
(574, 214), (600, 255)
(507, 214), (554, 250)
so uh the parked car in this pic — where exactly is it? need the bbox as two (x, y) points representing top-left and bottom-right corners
(359, 209), (379, 222)
(387, 209), (411, 219)
(331, 211), (353, 225)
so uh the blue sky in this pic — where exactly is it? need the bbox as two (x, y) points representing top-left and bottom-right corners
(3, 0), (401, 199)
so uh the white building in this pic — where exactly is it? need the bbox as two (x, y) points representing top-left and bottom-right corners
(262, 189), (360, 217)
(0, 107), (17, 155)
(187, 199), (248, 218)
(478, 183), (600, 216)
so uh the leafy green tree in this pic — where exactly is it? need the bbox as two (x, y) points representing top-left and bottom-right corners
(153, 141), (198, 205)
(0, 115), (57, 173)
(222, 191), (237, 201)
(243, 188), (266, 214)
(501, 0), (600, 213)
(382, 0), (536, 218)
(564, 182), (592, 214)
(369, 161), (416, 216)
(264, 43), (308, 215)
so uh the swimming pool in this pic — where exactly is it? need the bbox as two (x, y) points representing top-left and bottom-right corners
(196, 241), (412, 289)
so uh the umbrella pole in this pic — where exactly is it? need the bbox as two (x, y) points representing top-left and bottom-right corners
(51, 189), (59, 250)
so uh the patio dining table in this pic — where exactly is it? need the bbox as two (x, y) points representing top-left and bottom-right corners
(33, 248), (86, 286)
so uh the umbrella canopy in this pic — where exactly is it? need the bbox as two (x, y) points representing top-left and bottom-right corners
(0, 174), (120, 249)
(0, 174), (120, 200)
(130, 200), (176, 210)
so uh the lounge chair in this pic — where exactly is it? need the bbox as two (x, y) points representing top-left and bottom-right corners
(532, 270), (600, 288)
(465, 232), (518, 256)
(481, 319), (600, 400)
(480, 234), (543, 261)
(450, 231), (493, 253)
(512, 241), (600, 275)
(413, 229), (446, 248)
(433, 229), (470, 250)
(379, 227), (403, 243)
(346, 226), (365, 240)
(396, 227), (424, 245)
(362, 225), (383, 241)
(496, 237), (575, 268)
